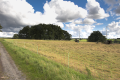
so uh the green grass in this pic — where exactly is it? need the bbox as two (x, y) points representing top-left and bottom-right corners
(0, 39), (95, 80)
(80, 39), (87, 42)
(71, 39), (87, 42)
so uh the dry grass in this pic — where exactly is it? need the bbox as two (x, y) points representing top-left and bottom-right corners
(5, 39), (120, 80)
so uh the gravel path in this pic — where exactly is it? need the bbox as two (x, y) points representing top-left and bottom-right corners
(0, 42), (26, 80)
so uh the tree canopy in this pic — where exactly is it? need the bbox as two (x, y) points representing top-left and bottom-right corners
(0, 24), (3, 32)
(18, 24), (72, 40)
(13, 34), (19, 39)
(87, 31), (106, 42)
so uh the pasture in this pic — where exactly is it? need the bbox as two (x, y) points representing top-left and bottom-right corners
(4, 39), (120, 80)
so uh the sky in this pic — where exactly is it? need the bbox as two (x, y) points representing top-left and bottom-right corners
(0, 0), (120, 38)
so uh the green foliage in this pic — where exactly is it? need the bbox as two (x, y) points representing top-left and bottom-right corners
(18, 26), (30, 39)
(12, 34), (19, 39)
(18, 24), (71, 40)
(87, 31), (106, 42)
(0, 24), (3, 32)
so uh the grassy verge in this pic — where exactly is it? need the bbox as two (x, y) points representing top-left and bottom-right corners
(0, 39), (95, 80)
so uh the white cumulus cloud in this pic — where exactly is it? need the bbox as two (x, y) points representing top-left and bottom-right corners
(101, 27), (119, 39)
(74, 18), (96, 25)
(86, 0), (109, 19)
(83, 18), (96, 24)
(74, 19), (83, 24)
(65, 22), (95, 38)
(0, 0), (65, 33)
(107, 21), (120, 34)
(48, 0), (88, 22)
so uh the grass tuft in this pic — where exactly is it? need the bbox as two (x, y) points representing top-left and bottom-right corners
(86, 66), (92, 78)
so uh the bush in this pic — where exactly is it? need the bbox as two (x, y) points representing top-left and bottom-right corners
(75, 39), (79, 42)
(87, 31), (106, 42)
(105, 40), (112, 44)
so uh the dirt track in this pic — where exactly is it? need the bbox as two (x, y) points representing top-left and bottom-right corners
(0, 42), (26, 80)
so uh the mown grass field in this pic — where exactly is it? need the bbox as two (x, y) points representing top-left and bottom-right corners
(2, 39), (120, 80)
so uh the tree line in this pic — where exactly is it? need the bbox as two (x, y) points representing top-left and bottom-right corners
(13, 24), (72, 40)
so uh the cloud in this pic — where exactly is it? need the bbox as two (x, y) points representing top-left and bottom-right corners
(107, 21), (120, 36)
(53, 22), (64, 28)
(69, 30), (89, 38)
(100, 27), (120, 39)
(101, 21), (120, 38)
(0, 32), (16, 38)
(101, 28), (106, 36)
(107, 32), (119, 38)
(103, 0), (120, 15)
(74, 19), (83, 24)
(74, 18), (96, 25)
(0, 0), (88, 37)
(65, 22), (95, 38)
(83, 18), (96, 24)
(110, 11), (115, 16)
(104, 0), (116, 5)
(115, 5), (120, 14)
(48, 0), (87, 22)
(101, 28), (120, 39)
(103, 0), (116, 12)
(0, 0), (65, 33)
(83, 25), (95, 33)
(116, 17), (120, 20)
(0, 0), (37, 32)
(104, 31), (120, 39)
(86, 0), (109, 19)
(95, 23), (103, 25)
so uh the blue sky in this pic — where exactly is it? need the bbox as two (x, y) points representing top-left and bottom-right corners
(0, 0), (120, 38)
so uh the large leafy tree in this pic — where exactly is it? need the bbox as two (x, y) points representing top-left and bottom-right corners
(87, 31), (106, 42)
(18, 26), (30, 39)
(63, 30), (72, 40)
(0, 24), (3, 32)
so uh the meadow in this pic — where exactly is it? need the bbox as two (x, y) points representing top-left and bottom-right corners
(2, 39), (120, 80)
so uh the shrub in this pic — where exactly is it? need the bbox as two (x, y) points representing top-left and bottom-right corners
(75, 39), (79, 42)
(106, 40), (112, 44)
(87, 31), (106, 42)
